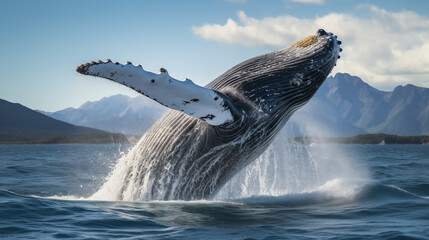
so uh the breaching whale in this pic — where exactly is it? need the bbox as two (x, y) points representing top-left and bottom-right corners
(77, 29), (341, 201)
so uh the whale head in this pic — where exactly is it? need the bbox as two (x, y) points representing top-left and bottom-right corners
(262, 29), (341, 114)
(209, 29), (341, 128)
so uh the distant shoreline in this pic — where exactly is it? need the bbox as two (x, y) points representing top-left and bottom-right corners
(2, 133), (429, 145)
(0, 133), (135, 145)
(289, 134), (429, 145)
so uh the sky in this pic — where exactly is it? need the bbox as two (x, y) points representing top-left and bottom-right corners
(1, 0), (429, 111)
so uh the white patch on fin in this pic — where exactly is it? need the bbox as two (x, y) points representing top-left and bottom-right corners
(76, 61), (238, 125)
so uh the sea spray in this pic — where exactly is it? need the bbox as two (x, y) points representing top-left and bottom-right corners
(90, 105), (369, 202)
(89, 136), (153, 201)
(90, 128), (368, 202)
(216, 127), (369, 201)
(89, 118), (269, 201)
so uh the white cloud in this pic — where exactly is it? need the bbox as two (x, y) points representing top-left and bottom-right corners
(290, 0), (325, 5)
(192, 6), (429, 90)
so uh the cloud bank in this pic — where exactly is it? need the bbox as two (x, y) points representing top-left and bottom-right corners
(192, 5), (429, 89)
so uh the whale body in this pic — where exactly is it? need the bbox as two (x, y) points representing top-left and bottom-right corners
(77, 29), (341, 200)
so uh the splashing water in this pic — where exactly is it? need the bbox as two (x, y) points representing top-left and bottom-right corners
(215, 133), (368, 201)
(89, 122), (368, 203)
(89, 118), (269, 201)
(89, 136), (148, 201)
(215, 122), (369, 202)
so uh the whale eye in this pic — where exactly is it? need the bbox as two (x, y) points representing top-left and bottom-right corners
(290, 77), (304, 87)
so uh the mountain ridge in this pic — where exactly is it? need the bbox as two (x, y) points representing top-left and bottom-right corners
(0, 98), (129, 144)
(285, 73), (429, 136)
(40, 95), (166, 135)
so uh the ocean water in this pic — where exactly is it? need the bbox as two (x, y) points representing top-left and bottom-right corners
(0, 142), (428, 239)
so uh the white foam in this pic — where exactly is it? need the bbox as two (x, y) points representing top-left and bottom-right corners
(87, 112), (369, 203)
(215, 127), (369, 202)
(88, 137), (146, 201)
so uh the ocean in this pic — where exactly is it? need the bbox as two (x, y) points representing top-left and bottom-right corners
(0, 141), (428, 239)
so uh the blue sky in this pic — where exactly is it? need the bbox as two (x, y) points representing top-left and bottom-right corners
(1, 0), (429, 111)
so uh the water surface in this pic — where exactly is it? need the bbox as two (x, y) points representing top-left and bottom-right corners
(0, 144), (428, 239)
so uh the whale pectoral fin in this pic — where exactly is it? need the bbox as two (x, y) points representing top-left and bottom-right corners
(76, 60), (241, 125)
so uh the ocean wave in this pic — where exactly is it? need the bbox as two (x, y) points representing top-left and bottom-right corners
(2, 177), (426, 207)
(225, 178), (368, 206)
(224, 178), (427, 206)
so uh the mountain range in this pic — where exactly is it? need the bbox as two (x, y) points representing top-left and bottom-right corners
(288, 73), (429, 136)
(0, 98), (128, 144)
(39, 95), (166, 135)
(39, 73), (429, 137)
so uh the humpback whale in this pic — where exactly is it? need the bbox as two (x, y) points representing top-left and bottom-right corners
(77, 29), (341, 201)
